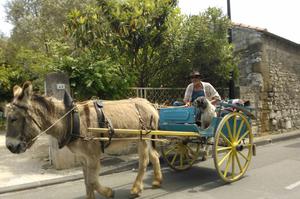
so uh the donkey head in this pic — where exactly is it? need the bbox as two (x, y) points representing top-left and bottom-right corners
(5, 81), (40, 153)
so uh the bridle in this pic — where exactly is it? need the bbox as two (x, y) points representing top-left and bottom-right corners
(12, 102), (43, 131)
(11, 99), (114, 150)
(11, 101), (89, 145)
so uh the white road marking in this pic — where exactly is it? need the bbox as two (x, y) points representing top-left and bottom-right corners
(285, 181), (300, 190)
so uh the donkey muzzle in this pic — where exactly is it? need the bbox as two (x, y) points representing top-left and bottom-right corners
(6, 137), (27, 154)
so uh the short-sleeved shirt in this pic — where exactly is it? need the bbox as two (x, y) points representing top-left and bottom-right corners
(191, 89), (205, 102)
(184, 81), (221, 102)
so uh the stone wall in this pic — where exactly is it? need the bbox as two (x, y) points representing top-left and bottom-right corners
(263, 35), (300, 133)
(232, 26), (264, 135)
(233, 24), (300, 135)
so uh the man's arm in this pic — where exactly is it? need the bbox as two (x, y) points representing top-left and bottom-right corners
(204, 82), (221, 105)
(183, 84), (193, 105)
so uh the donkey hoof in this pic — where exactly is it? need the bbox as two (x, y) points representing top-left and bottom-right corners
(107, 190), (115, 198)
(152, 180), (161, 188)
(129, 193), (140, 199)
(130, 187), (142, 198)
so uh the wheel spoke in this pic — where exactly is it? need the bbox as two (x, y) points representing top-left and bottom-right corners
(232, 152), (235, 178)
(164, 146), (176, 156)
(233, 116), (237, 141)
(184, 153), (193, 165)
(237, 150), (249, 162)
(235, 152), (243, 173)
(186, 145), (198, 157)
(219, 131), (232, 146)
(171, 152), (178, 165)
(235, 120), (245, 140)
(223, 152), (232, 177)
(179, 152), (183, 168)
(218, 150), (232, 167)
(237, 130), (249, 144)
(217, 146), (232, 152)
(225, 121), (233, 141)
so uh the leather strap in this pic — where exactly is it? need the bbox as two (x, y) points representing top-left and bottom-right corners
(58, 91), (80, 149)
(94, 100), (114, 152)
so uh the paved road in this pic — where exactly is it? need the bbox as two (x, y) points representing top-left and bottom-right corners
(1, 137), (300, 199)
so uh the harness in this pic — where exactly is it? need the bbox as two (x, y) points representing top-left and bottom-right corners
(93, 100), (114, 153)
(58, 91), (81, 149)
(14, 93), (152, 152)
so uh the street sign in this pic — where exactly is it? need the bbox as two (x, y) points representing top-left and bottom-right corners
(56, 83), (65, 90)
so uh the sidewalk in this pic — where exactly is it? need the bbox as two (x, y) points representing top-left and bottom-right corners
(0, 129), (300, 194)
(0, 133), (139, 194)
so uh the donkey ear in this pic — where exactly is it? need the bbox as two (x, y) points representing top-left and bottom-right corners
(19, 81), (33, 101)
(13, 85), (22, 97)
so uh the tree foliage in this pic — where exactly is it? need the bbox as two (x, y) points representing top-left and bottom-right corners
(158, 7), (238, 88)
(6, 0), (96, 53)
(49, 42), (131, 99)
(0, 37), (51, 100)
(1, 0), (239, 101)
(67, 0), (180, 87)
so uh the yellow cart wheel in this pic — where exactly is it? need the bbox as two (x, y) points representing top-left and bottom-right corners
(213, 112), (253, 182)
(161, 137), (201, 171)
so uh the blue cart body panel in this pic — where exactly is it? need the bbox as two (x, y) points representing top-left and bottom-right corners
(158, 103), (251, 139)
(159, 107), (198, 132)
(159, 106), (196, 124)
(158, 106), (217, 137)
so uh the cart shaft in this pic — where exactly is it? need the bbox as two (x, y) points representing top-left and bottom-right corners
(88, 128), (200, 137)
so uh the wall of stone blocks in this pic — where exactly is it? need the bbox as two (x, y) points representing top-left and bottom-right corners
(262, 35), (300, 133)
(233, 26), (300, 135)
(233, 27), (264, 135)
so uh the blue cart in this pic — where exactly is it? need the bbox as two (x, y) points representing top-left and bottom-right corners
(158, 101), (256, 182)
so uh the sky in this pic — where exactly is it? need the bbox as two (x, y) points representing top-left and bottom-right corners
(0, 0), (12, 36)
(0, 0), (299, 44)
(178, 0), (300, 44)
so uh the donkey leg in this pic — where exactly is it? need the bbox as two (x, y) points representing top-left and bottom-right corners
(149, 146), (162, 188)
(131, 140), (149, 197)
(85, 158), (114, 199)
(82, 161), (96, 199)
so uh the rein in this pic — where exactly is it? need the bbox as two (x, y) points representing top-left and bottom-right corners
(30, 105), (78, 143)
(13, 101), (91, 145)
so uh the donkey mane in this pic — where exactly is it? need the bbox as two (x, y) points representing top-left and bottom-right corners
(31, 94), (56, 114)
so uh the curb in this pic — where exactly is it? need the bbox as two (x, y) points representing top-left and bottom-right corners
(253, 130), (300, 146)
(0, 160), (138, 195)
(0, 130), (299, 195)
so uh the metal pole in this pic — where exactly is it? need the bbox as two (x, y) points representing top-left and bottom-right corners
(227, 0), (235, 99)
(227, 0), (232, 43)
(227, 0), (231, 19)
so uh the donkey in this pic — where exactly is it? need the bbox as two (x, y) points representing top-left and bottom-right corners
(5, 81), (162, 199)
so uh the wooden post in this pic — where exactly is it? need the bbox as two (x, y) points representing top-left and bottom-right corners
(45, 72), (79, 170)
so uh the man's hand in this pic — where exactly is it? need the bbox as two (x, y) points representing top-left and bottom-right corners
(185, 102), (192, 107)
(210, 97), (220, 106)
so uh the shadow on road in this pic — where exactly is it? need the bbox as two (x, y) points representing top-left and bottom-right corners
(108, 165), (226, 199)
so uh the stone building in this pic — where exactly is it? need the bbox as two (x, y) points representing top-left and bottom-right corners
(232, 23), (300, 135)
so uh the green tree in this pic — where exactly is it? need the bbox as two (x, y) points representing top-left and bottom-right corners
(49, 42), (132, 99)
(159, 7), (238, 89)
(6, 0), (96, 53)
(67, 0), (180, 87)
(183, 8), (237, 87)
(0, 39), (51, 101)
(2, 1), (239, 101)
(2, 0), (99, 99)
